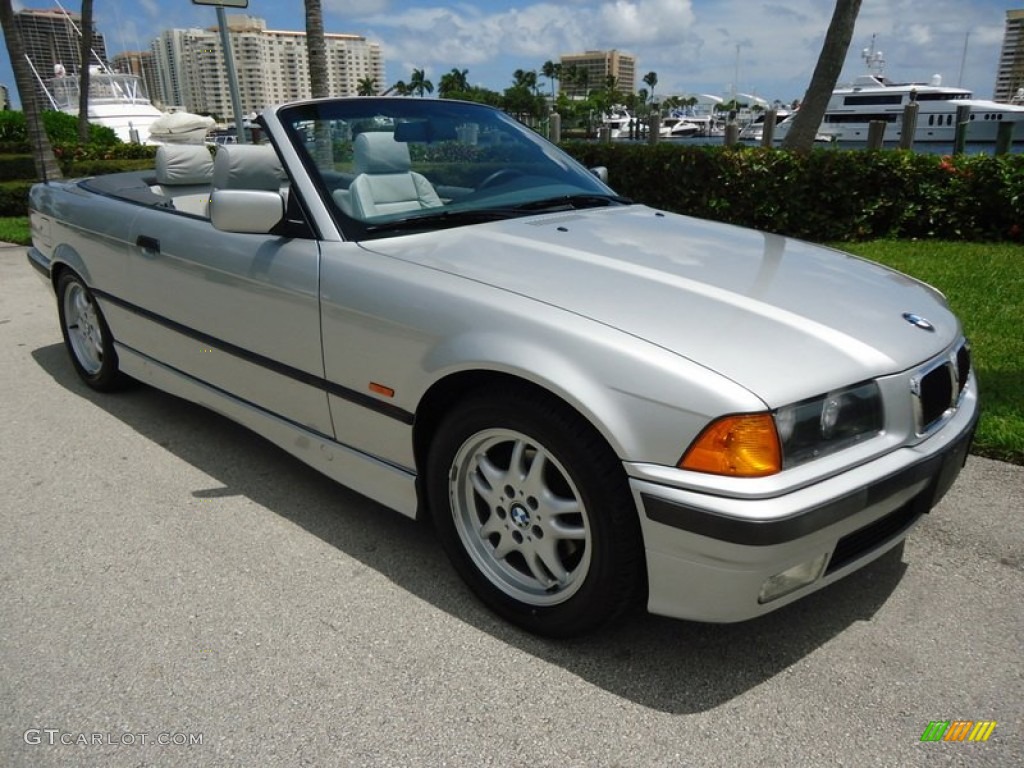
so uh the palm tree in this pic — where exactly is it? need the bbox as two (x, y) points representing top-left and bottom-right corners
(0, 0), (61, 179)
(782, 0), (862, 151)
(541, 60), (562, 100)
(438, 68), (469, 98)
(77, 0), (93, 143)
(559, 64), (587, 99)
(304, 0), (329, 98)
(575, 67), (590, 98)
(409, 68), (433, 97)
(356, 77), (377, 96)
(643, 71), (658, 105)
(604, 75), (620, 103)
(512, 69), (538, 94)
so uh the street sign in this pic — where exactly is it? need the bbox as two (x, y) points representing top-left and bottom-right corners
(191, 0), (249, 7)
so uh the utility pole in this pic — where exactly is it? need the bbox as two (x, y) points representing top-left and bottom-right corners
(192, 0), (248, 143)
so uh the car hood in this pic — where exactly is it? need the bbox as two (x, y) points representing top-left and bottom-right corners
(360, 205), (959, 407)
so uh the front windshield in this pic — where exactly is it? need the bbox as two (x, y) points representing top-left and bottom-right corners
(278, 98), (623, 239)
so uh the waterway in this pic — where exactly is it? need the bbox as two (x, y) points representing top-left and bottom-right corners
(642, 136), (1022, 156)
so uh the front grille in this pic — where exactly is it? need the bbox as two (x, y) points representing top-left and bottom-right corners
(918, 364), (954, 429)
(956, 342), (972, 393)
(826, 501), (922, 574)
(912, 340), (971, 435)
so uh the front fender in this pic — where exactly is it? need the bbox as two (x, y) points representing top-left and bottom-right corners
(49, 243), (93, 288)
(418, 319), (764, 466)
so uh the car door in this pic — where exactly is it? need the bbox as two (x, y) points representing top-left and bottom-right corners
(117, 206), (332, 436)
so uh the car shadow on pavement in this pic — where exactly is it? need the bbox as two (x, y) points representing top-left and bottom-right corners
(32, 343), (909, 715)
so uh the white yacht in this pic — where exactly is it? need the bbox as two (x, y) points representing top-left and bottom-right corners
(738, 109), (793, 142)
(45, 65), (166, 144)
(775, 42), (1024, 144)
(660, 116), (701, 139)
(600, 109), (635, 139)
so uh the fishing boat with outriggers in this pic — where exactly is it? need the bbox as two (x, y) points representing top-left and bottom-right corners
(27, 4), (213, 145)
(42, 65), (213, 145)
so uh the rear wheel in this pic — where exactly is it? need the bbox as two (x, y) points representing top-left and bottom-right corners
(427, 389), (645, 637)
(57, 271), (123, 391)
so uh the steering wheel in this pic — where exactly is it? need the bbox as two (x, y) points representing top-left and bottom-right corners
(478, 169), (525, 190)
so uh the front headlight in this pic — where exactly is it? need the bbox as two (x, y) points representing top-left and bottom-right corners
(773, 381), (883, 467)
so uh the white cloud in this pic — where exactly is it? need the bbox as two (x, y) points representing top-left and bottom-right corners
(328, 0), (1023, 101)
(359, 0), (702, 87)
(597, 0), (696, 45)
(324, 0), (394, 17)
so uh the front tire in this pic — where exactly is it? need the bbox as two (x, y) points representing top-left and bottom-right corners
(56, 271), (123, 391)
(427, 389), (645, 637)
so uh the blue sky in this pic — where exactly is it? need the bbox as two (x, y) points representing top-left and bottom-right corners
(2, 0), (1015, 107)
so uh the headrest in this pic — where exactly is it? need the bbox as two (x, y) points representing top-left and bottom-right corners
(354, 132), (411, 175)
(212, 144), (284, 190)
(155, 144), (214, 185)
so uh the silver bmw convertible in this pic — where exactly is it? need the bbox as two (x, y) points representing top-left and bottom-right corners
(28, 97), (978, 636)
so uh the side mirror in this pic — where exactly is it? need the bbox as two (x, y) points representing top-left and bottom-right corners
(210, 189), (284, 234)
(590, 166), (609, 184)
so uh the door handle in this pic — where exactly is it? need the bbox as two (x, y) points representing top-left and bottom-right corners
(136, 235), (160, 256)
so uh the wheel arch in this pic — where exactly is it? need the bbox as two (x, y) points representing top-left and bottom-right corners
(412, 369), (627, 520)
(417, 368), (651, 634)
(48, 244), (91, 293)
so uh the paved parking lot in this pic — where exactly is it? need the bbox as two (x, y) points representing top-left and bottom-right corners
(1, 243), (1022, 767)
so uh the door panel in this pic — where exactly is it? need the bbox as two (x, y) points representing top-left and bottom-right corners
(120, 209), (331, 435)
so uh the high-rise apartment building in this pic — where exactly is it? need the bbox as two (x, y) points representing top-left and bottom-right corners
(558, 50), (636, 98)
(112, 51), (160, 106)
(151, 15), (384, 119)
(994, 9), (1024, 102)
(11, 8), (109, 110)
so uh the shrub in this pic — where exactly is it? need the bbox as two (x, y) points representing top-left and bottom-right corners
(0, 109), (120, 146)
(562, 143), (1024, 242)
(52, 143), (157, 175)
(0, 155), (39, 182)
(0, 112), (28, 142)
(65, 158), (155, 177)
(0, 181), (33, 217)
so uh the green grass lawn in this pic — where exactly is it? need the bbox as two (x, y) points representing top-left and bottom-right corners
(0, 216), (29, 245)
(839, 240), (1023, 465)
(1, 215), (1019, 463)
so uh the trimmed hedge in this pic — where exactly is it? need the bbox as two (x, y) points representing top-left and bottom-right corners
(0, 155), (38, 182)
(0, 150), (157, 215)
(52, 143), (158, 176)
(0, 110), (119, 146)
(0, 181), (33, 217)
(4, 140), (1023, 242)
(561, 143), (1024, 242)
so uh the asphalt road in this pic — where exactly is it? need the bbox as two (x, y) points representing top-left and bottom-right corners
(1, 243), (1021, 768)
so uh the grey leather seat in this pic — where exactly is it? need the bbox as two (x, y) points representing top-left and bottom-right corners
(346, 132), (442, 219)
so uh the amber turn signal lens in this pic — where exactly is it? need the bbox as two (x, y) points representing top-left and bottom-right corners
(680, 413), (782, 477)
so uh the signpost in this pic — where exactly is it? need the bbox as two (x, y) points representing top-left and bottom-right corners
(192, 0), (249, 143)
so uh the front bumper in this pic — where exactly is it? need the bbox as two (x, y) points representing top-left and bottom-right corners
(630, 388), (978, 622)
(27, 246), (52, 284)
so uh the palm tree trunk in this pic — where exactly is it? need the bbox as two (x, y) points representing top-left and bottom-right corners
(78, 0), (94, 144)
(304, 0), (331, 165)
(782, 0), (862, 152)
(0, 0), (62, 180)
(304, 0), (329, 99)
